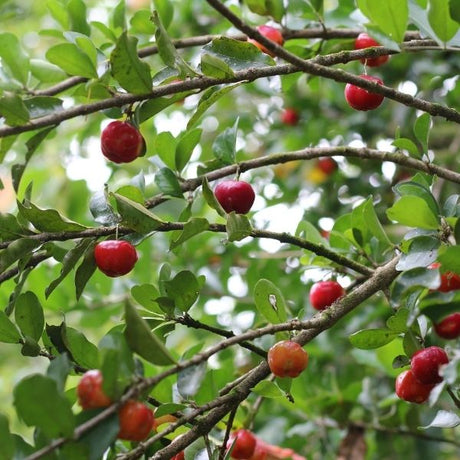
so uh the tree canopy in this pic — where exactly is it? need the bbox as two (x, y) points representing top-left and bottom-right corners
(0, 0), (459, 459)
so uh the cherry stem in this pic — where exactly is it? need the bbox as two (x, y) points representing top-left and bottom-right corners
(446, 385), (460, 410)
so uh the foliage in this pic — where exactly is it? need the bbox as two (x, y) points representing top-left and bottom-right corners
(0, 0), (459, 459)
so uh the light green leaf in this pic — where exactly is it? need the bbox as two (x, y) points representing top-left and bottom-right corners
(46, 43), (97, 78)
(252, 380), (284, 398)
(170, 217), (209, 250)
(349, 328), (398, 349)
(154, 167), (184, 197)
(226, 212), (252, 242)
(254, 278), (288, 324)
(387, 195), (440, 229)
(386, 308), (409, 333)
(0, 33), (30, 85)
(124, 301), (176, 366)
(154, 131), (177, 170)
(0, 311), (21, 344)
(413, 113), (431, 153)
(0, 94), (30, 127)
(428, 0), (459, 43)
(175, 128), (202, 172)
(68, 0), (91, 36)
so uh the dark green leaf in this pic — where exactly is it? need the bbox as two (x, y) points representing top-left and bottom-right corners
(46, 43), (97, 78)
(138, 94), (189, 123)
(170, 217), (209, 251)
(0, 413), (14, 460)
(202, 177), (226, 217)
(402, 330), (422, 357)
(164, 270), (201, 312)
(0, 238), (42, 274)
(175, 128), (202, 172)
(0, 213), (31, 241)
(213, 119), (238, 165)
(0, 33), (29, 85)
(0, 311), (21, 344)
(226, 212), (252, 242)
(349, 328), (398, 349)
(154, 167), (183, 197)
(62, 325), (100, 369)
(124, 301), (176, 366)
(46, 238), (93, 298)
(113, 192), (165, 233)
(75, 241), (97, 300)
(395, 236), (439, 271)
(20, 336), (41, 357)
(14, 291), (44, 341)
(450, 0), (460, 22)
(0, 94), (30, 127)
(254, 278), (288, 324)
(437, 245), (460, 274)
(110, 32), (152, 94)
(47, 353), (72, 393)
(413, 113), (431, 153)
(13, 374), (75, 438)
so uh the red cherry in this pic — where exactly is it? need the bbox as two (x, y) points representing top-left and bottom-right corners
(428, 262), (460, 292)
(411, 346), (449, 384)
(248, 25), (284, 57)
(267, 340), (309, 378)
(434, 313), (460, 340)
(354, 33), (389, 67)
(317, 157), (337, 175)
(101, 121), (145, 163)
(309, 281), (345, 311)
(227, 429), (257, 459)
(395, 369), (435, 404)
(94, 240), (138, 277)
(281, 108), (299, 126)
(344, 75), (384, 111)
(77, 370), (112, 410)
(214, 180), (255, 214)
(118, 400), (154, 442)
(171, 452), (185, 460)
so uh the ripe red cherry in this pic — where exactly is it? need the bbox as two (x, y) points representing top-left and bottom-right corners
(77, 369), (112, 410)
(281, 108), (299, 126)
(309, 280), (345, 311)
(118, 400), (154, 442)
(410, 346), (449, 384)
(171, 452), (184, 460)
(344, 75), (384, 111)
(395, 369), (435, 404)
(317, 157), (337, 175)
(267, 340), (309, 378)
(248, 25), (284, 57)
(354, 33), (389, 67)
(434, 313), (460, 340)
(227, 429), (257, 459)
(428, 262), (460, 292)
(214, 180), (255, 214)
(101, 120), (145, 163)
(94, 240), (138, 277)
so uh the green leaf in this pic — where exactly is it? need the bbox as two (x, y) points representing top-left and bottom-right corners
(154, 0), (174, 29)
(0, 238), (42, 274)
(202, 177), (226, 217)
(18, 199), (88, 232)
(226, 212), (252, 242)
(89, 189), (119, 226)
(349, 328), (398, 350)
(21, 336), (41, 357)
(413, 113), (431, 153)
(403, 330), (422, 357)
(46, 43), (97, 78)
(201, 37), (274, 75)
(253, 278), (288, 324)
(14, 292), (44, 341)
(0, 311), (21, 344)
(170, 217), (210, 251)
(164, 270), (201, 312)
(0, 33), (30, 85)
(252, 380), (284, 398)
(110, 32), (152, 94)
(68, 0), (91, 35)
(138, 95), (188, 123)
(393, 180), (439, 218)
(151, 10), (197, 77)
(111, 0), (126, 30)
(187, 83), (244, 129)
(428, 0), (459, 43)
(47, 0), (70, 29)
(0, 213), (31, 241)
(112, 192), (165, 233)
(395, 266), (440, 290)
(0, 94), (30, 127)
(392, 138), (421, 158)
(62, 325), (100, 369)
(131, 284), (163, 314)
(13, 374), (75, 438)
(47, 353), (72, 393)
(154, 167), (184, 197)
(450, 0), (460, 22)
(30, 58), (67, 83)
(154, 132), (177, 170)
(395, 236), (439, 271)
(386, 196), (440, 230)
(46, 238), (93, 298)
(213, 119), (238, 165)
(438, 245), (460, 274)
(75, 241), (97, 300)
(266, 0), (285, 21)
(386, 308), (409, 333)
(124, 301), (176, 366)
(0, 414), (15, 460)
(421, 410), (460, 429)
(177, 362), (207, 399)
(176, 128), (202, 172)
(357, 0), (408, 43)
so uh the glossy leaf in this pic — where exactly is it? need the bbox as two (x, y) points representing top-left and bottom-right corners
(254, 278), (288, 324)
(176, 128), (202, 172)
(177, 361), (207, 399)
(202, 177), (226, 217)
(164, 270), (202, 312)
(387, 195), (440, 230)
(226, 212), (252, 242)
(213, 119), (238, 165)
(349, 328), (398, 349)
(14, 292), (44, 341)
(0, 239), (42, 274)
(170, 217), (210, 251)
(413, 113), (431, 153)
(46, 43), (97, 78)
(0, 311), (21, 344)
(395, 236), (439, 271)
(154, 167), (184, 197)
(62, 325), (100, 369)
